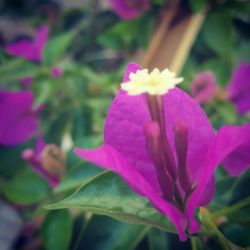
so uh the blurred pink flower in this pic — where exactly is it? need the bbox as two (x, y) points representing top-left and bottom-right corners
(51, 66), (63, 78)
(5, 25), (49, 62)
(109, 0), (150, 19)
(227, 62), (250, 115)
(20, 76), (33, 87)
(190, 71), (217, 104)
(0, 90), (39, 146)
(22, 137), (65, 188)
(74, 63), (250, 241)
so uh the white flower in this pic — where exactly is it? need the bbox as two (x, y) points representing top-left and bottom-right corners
(121, 68), (183, 96)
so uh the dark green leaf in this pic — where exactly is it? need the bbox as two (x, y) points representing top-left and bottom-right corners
(98, 13), (154, 50)
(230, 169), (250, 205)
(0, 58), (39, 82)
(151, 0), (166, 5)
(0, 145), (28, 178)
(188, 0), (207, 13)
(200, 59), (231, 86)
(202, 12), (233, 59)
(148, 228), (169, 250)
(54, 163), (102, 193)
(73, 215), (149, 250)
(45, 171), (175, 233)
(43, 31), (75, 65)
(2, 169), (51, 204)
(41, 210), (72, 250)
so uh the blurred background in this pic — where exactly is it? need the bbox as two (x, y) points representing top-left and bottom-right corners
(0, 0), (250, 249)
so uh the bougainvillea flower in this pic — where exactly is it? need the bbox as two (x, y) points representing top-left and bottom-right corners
(74, 63), (250, 241)
(190, 71), (217, 104)
(20, 76), (33, 87)
(5, 25), (49, 62)
(109, 0), (150, 19)
(22, 137), (65, 188)
(51, 66), (63, 78)
(223, 140), (250, 176)
(227, 62), (250, 114)
(0, 90), (39, 146)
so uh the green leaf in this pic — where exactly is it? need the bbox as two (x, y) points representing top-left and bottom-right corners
(72, 215), (149, 250)
(188, 0), (207, 13)
(216, 102), (237, 124)
(2, 169), (51, 204)
(43, 31), (75, 65)
(210, 175), (236, 209)
(54, 163), (102, 193)
(150, 0), (166, 5)
(148, 228), (169, 250)
(202, 12), (233, 59)
(200, 58), (231, 86)
(41, 210), (72, 250)
(45, 171), (175, 233)
(98, 13), (154, 50)
(98, 21), (137, 50)
(0, 145), (28, 178)
(0, 58), (39, 82)
(230, 169), (250, 205)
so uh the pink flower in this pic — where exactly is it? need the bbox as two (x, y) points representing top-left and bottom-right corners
(227, 62), (250, 114)
(74, 63), (250, 241)
(109, 0), (150, 19)
(5, 25), (49, 62)
(0, 90), (39, 146)
(20, 76), (33, 87)
(22, 137), (65, 188)
(190, 71), (217, 104)
(51, 66), (63, 78)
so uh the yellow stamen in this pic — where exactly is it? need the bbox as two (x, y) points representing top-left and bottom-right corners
(121, 68), (183, 96)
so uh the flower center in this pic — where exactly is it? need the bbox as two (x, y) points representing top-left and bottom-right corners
(121, 68), (183, 96)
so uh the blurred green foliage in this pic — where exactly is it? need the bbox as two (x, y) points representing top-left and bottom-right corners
(0, 0), (250, 249)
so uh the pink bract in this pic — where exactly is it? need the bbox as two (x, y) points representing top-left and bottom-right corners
(109, 0), (150, 19)
(227, 62), (250, 114)
(190, 71), (217, 104)
(74, 63), (250, 240)
(0, 90), (39, 146)
(5, 25), (49, 62)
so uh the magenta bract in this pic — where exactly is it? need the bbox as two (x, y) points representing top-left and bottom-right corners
(51, 67), (63, 78)
(227, 62), (250, 114)
(0, 90), (39, 146)
(109, 0), (150, 19)
(74, 63), (250, 241)
(22, 137), (62, 188)
(190, 71), (217, 104)
(5, 25), (49, 62)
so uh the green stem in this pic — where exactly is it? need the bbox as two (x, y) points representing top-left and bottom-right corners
(191, 237), (198, 250)
(210, 196), (250, 219)
(203, 218), (231, 250)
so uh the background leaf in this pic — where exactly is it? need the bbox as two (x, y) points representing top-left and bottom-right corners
(202, 12), (233, 60)
(1, 169), (51, 204)
(72, 215), (149, 250)
(41, 210), (72, 250)
(43, 31), (75, 65)
(148, 228), (169, 250)
(54, 163), (102, 194)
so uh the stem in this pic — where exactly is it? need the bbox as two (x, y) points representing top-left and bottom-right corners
(210, 196), (250, 219)
(203, 218), (231, 250)
(191, 237), (198, 250)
